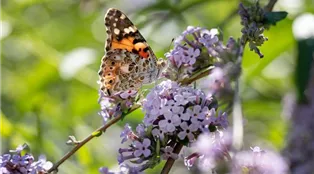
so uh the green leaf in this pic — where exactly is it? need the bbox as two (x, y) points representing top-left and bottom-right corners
(263, 11), (288, 25)
(295, 38), (314, 103)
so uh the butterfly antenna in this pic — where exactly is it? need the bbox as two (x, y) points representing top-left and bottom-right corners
(167, 38), (174, 51)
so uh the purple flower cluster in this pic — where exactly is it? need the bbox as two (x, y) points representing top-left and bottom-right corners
(184, 130), (232, 171)
(232, 146), (288, 174)
(100, 124), (153, 173)
(183, 132), (288, 173)
(143, 80), (227, 142)
(98, 89), (138, 124)
(100, 80), (228, 173)
(0, 144), (52, 174)
(164, 26), (222, 81)
(163, 26), (241, 97)
(238, 2), (268, 58)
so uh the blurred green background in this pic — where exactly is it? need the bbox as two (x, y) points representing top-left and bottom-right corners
(1, 0), (314, 173)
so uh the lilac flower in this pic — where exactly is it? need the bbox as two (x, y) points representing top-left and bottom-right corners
(152, 128), (165, 140)
(251, 146), (265, 153)
(98, 109), (110, 124)
(200, 66), (234, 98)
(119, 90), (137, 99)
(134, 139), (151, 157)
(0, 154), (11, 164)
(98, 88), (137, 126)
(201, 67), (225, 93)
(184, 153), (201, 170)
(120, 163), (143, 174)
(180, 26), (202, 41)
(181, 111), (191, 121)
(174, 26), (202, 46)
(99, 167), (115, 174)
(0, 144), (52, 174)
(198, 154), (216, 171)
(184, 47), (200, 65)
(161, 146), (178, 160)
(199, 29), (220, 56)
(195, 133), (218, 156)
(183, 131), (232, 171)
(143, 114), (158, 126)
(174, 93), (196, 105)
(9, 144), (28, 153)
(188, 105), (209, 121)
(117, 153), (135, 164)
(136, 124), (145, 137)
(199, 118), (213, 132)
(198, 108), (216, 131)
(165, 47), (185, 68)
(159, 111), (181, 133)
(29, 155), (53, 173)
(120, 123), (133, 144)
(98, 97), (122, 123)
(163, 100), (182, 114)
(232, 147), (288, 174)
(99, 164), (144, 174)
(178, 122), (199, 141)
(0, 167), (9, 174)
(215, 112), (228, 128)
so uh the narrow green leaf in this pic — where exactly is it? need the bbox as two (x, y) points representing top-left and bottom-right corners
(264, 11), (288, 25)
(295, 38), (314, 103)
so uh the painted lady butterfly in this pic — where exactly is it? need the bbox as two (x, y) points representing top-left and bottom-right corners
(98, 8), (166, 96)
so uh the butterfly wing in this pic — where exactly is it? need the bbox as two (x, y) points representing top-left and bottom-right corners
(98, 8), (163, 96)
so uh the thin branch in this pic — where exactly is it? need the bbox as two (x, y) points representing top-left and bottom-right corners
(160, 143), (183, 174)
(231, 0), (279, 150)
(264, 0), (277, 12)
(180, 67), (214, 85)
(231, 67), (244, 150)
(47, 104), (140, 173)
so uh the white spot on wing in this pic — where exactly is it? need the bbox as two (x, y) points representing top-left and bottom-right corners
(114, 28), (120, 35)
(128, 26), (136, 32)
(124, 28), (130, 33)
(120, 14), (126, 19)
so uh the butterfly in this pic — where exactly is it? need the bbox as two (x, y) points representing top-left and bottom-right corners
(98, 8), (166, 97)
